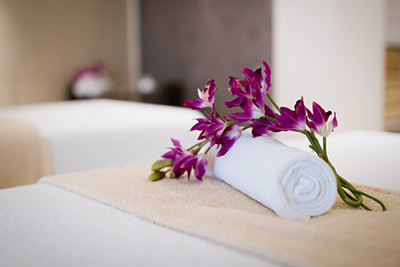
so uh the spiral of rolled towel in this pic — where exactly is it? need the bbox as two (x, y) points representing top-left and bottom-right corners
(213, 134), (337, 221)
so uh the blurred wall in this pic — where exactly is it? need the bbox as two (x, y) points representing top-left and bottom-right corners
(0, 0), (129, 106)
(140, 0), (272, 113)
(386, 0), (400, 46)
(272, 0), (385, 132)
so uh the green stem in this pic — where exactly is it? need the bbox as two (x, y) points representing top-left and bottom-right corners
(213, 108), (225, 122)
(267, 93), (281, 114)
(242, 124), (252, 131)
(192, 138), (211, 154)
(306, 135), (385, 211)
(187, 141), (203, 151)
(341, 182), (386, 211)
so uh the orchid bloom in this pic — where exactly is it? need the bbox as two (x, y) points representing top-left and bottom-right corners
(184, 80), (217, 110)
(190, 113), (242, 157)
(269, 97), (307, 132)
(307, 102), (338, 137)
(162, 139), (206, 180)
(250, 105), (278, 137)
(225, 59), (272, 123)
(226, 79), (267, 123)
(194, 154), (207, 180)
(216, 125), (242, 156)
(240, 58), (271, 95)
(191, 113), (226, 147)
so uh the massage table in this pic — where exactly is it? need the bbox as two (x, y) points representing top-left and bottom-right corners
(1, 130), (399, 267)
(0, 99), (202, 188)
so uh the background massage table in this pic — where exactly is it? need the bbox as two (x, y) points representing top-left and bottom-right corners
(1, 130), (399, 267)
(0, 99), (202, 188)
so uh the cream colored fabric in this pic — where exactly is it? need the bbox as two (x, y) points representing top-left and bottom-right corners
(40, 159), (400, 267)
(0, 119), (52, 189)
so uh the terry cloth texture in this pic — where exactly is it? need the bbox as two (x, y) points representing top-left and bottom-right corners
(0, 119), (52, 189)
(40, 159), (400, 267)
(214, 134), (337, 221)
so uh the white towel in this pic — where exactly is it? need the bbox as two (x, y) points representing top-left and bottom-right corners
(213, 133), (337, 221)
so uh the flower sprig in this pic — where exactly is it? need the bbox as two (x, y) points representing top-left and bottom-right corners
(149, 58), (386, 211)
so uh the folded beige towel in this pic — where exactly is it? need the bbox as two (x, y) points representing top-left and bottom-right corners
(40, 159), (400, 267)
(1, 119), (52, 189)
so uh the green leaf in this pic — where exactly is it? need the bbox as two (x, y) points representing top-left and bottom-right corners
(151, 158), (173, 172)
(148, 171), (166, 182)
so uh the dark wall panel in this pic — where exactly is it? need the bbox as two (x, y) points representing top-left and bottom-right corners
(141, 0), (272, 114)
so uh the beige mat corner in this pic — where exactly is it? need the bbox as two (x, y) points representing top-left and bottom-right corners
(39, 159), (400, 267)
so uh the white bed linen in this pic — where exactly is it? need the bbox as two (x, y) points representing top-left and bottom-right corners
(0, 184), (275, 267)
(0, 100), (202, 175)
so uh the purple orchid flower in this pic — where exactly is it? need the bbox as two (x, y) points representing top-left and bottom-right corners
(189, 113), (242, 157)
(225, 77), (250, 109)
(216, 125), (242, 157)
(190, 118), (210, 140)
(240, 58), (271, 95)
(184, 80), (217, 110)
(261, 58), (271, 92)
(229, 98), (267, 123)
(269, 97), (307, 132)
(227, 79), (267, 123)
(225, 59), (273, 123)
(307, 102), (338, 137)
(251, 118), (277, 137)
(162, 139), (191, 178)
(190, 113), (226, 146)
(171, 151), (196, 178)
(250, 105), (278, 137)
(162, 139), (206, 180)
(161, 139), (184, 160)
(194, 154), (207, 180)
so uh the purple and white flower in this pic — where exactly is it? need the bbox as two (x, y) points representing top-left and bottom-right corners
(250, 105), (278, 137)
(191, 113), (226, 146)
(307, 101), (338, 137)
(190, 113), (242, 156)
(268, 97), (307, 132)
(225, 59), (272, 123)
(184, 80), (217, 110)
(216, 125), (242, 156)
(162, 139), (207, 180)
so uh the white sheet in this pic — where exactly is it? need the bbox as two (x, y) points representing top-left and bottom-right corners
(0, 100), (202, 174)
(0, 184), (274, 267)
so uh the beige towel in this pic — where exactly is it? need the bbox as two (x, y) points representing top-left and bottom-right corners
(1, 119), (52, 189)
(40, 159), (400, 267)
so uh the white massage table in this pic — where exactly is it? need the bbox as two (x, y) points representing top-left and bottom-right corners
(1, 130), (399, 267)
(0, 99), (202, 188)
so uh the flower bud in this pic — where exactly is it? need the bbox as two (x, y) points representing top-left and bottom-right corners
(151, 158), (173, 172)
(148, 171), (166, 182)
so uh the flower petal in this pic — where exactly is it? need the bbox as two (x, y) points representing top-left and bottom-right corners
(261, 58), (271, 90)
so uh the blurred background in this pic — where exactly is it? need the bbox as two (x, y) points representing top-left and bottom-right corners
(0, 0), (399, 132)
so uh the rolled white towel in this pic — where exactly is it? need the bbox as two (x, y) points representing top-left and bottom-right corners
(213, 133), (337, 221)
